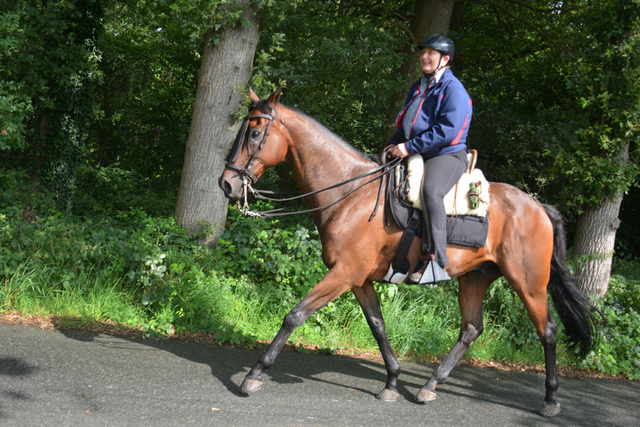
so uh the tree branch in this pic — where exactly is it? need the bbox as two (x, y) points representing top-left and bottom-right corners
(388, 23), (416, 45)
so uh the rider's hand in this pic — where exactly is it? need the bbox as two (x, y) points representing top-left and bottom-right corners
(388, 143), (409, 159)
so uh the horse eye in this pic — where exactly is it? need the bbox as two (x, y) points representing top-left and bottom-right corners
(251, 130), (261, 139)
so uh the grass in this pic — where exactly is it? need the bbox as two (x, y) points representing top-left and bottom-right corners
(2, 261), (145, 326)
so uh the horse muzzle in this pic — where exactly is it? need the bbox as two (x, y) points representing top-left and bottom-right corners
(218, 174), (244, 200)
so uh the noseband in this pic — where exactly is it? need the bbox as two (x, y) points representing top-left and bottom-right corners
(224, 113), (275, 184)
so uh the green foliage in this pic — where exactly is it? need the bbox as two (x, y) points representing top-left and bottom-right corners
(0, 166), (326, 339)
(1, 0), (105, 211)
(1, 259), (146, 324)
(215, 204), (328, 305)
(71, 164), (175, 218)
(0, 11), (33, 150)
(132, 0), (261, 46)
(86, 9), (199, 191)
(548, 0), (640, 211)
(578, 259), (640, 379)
(0, 79), (33, 151)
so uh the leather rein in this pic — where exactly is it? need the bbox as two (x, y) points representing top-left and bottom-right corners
(224, 113), (400, 220)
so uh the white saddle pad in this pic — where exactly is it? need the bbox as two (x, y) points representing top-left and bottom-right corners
(405, 153), (490, 217)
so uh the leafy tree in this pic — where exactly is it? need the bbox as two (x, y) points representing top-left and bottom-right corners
(0, 12), (33, 151)
(85, 6), (200, 192)
(1, 0), (104, 212)
(553, 0), (639, 297)
(253, 0), (408, 153)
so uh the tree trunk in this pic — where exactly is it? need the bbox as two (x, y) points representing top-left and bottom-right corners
(381, 0), (457, 145)
(572, 144), (629, 298)
(175, 1), (260, 245)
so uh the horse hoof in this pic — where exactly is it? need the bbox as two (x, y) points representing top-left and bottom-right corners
(377, 389), (400, 403)
(540, 402), (561, 417)
(415, 388), (437, 403)
(240, 378), (263, 394)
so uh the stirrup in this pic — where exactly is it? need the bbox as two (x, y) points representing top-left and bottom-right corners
(408, 260), (451, 284)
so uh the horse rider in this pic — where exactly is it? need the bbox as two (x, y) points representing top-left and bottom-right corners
(386, 34), (473, 283)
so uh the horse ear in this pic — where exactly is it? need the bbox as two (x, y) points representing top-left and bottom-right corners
(266, 85), (282, 108)
(249, 86), (260, 103)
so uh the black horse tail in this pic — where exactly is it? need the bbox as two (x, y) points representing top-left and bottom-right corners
(543, 204), (600, 359)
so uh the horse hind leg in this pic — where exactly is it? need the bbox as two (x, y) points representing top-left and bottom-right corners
(516, 288), (561, 416)
(503, 266), (561, 417)
(416, 270), (497, 403)
(540, 311), (560, 417)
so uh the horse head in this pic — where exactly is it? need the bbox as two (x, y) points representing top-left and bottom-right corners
(219, 86), (288, 199)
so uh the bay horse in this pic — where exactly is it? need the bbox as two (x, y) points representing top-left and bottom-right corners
(218, 87), (598, 417)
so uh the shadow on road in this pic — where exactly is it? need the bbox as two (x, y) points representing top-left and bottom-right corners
(0, 357), (39, 378)
(58, 328), (421, 399)
(3, 321), (639, 426)
(55, 326), (640, 426)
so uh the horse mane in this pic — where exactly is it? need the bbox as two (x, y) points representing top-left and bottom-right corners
(251, 100), (382, 166)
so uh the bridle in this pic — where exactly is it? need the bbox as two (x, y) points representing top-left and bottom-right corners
(224, 111), (400, 219)
(224, 113), (275, 184)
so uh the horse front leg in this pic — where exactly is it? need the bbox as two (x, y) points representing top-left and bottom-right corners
(352, 281), (401, 402)
(241, 268), (350, 394)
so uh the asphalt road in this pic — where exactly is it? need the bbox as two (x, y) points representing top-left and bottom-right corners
(1, 323), (639, 427)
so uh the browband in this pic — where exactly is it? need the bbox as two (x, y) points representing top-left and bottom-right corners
(225, 113), (274, 164)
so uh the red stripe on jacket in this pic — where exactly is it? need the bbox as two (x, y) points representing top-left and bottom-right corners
(451, 113), (469, 146)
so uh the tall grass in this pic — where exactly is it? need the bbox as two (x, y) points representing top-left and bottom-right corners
(2, 260), (144, 324)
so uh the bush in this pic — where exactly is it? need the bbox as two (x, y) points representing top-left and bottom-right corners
(214, 204), (328, 306)
(577, 260), (640, 379)
(72, 164), (175, 219)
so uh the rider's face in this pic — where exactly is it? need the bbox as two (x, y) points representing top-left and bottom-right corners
(421, 48), (449, 75)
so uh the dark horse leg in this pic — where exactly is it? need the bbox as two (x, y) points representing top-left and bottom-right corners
(503, 259), (561, 417)
(416, 270), (497, 403)
(539, 311), (559, 416)
(352, 281), (401, 402)
(241, 268), (352, 394)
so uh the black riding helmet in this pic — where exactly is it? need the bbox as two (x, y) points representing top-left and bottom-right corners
(418, 34), (455, 60)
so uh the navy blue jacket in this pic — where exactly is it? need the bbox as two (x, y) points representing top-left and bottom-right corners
(388, 69), (472, 159)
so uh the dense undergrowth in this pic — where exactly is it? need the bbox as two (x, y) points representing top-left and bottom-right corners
(1, 167), (639, 380)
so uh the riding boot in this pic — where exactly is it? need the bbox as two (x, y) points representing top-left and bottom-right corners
(408, 263), (428, 284)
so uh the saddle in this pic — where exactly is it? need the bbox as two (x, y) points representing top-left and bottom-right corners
(382, 149), (490, 284)
(395, 150), (490, 216)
